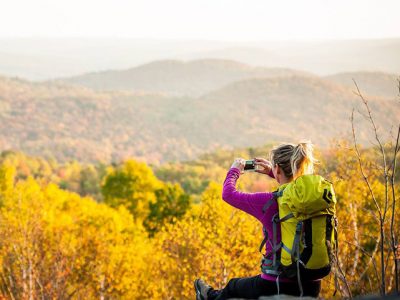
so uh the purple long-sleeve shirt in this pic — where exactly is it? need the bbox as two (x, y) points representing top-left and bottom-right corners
(222, 167), (292, 282)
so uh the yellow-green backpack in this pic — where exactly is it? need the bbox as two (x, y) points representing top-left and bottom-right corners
(260, 174), (337, 294)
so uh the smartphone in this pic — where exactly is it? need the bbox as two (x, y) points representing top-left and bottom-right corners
(244, 160), (256, 171)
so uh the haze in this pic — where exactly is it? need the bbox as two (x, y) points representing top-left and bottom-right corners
(1, 0), (399, 40)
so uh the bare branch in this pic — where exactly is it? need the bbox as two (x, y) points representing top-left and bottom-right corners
(360, 207), (379, 222)
(353, 234), (381, 286)
(349, 203), (360, 276)
(0, 273), (16, 300)
(353, 80), (389, 218)
(339, 226), (378, 240)
(390, 124), (400, 293)
(398, 78), (400, 99)
(344, 240), (381, 294)
(334, 253), (353, 299)
(352, 79), (389, 295)
(351, 109), (381, 216)
(385, 241), (393, 274)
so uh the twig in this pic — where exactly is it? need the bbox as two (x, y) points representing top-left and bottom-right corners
(0, 273), (16, 300)
(360, 207), (379, 222)
(351, 234), (381, 288)
(351, 109), (381, 216)
(349, 203), (360, 277)
(339, 226), (378, 240)
(390, 124), (400, 293)
(344, 240), (381, 294)
(398, 78), (400, 99)
(334, 256), (353, 299)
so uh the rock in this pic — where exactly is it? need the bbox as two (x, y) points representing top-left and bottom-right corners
(228, 295), (316, 300)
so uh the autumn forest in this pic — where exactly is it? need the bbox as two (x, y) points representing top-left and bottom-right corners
(0, 131), (399, 299)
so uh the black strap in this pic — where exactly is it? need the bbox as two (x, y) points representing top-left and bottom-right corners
(333, 216), (339, 297)
(273, 189), (284, 199)
(300, 219), (313, 265)
(325, 215), (334, 261)
(334, 216), (339, 255)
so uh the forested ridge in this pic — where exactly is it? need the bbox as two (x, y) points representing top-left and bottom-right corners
(61, 59), (311, 96)
(0, 141), (399, 299)
(1, 63), (399, 164)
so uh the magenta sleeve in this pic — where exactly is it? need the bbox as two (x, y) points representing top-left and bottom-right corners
(222, 167), (276, 221)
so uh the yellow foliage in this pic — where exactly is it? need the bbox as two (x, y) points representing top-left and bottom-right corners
(141, 182), (263, 299)
(0, 144), (398, 299)
(0, 176), (151, 299)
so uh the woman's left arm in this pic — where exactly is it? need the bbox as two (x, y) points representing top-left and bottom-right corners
(222, 167), (275, 221)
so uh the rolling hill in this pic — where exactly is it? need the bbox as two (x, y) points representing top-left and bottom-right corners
(60, 59), (311, 97)
(1, 73), (398, 164)
(325, 71), (399, 99)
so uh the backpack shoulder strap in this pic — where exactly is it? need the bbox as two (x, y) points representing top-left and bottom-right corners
(262, 199), (274, 214)
(273, 188), (285, 199)
(259, 227), (269, 252)
(262, 189), (281, 213)
(263, 187), (286, 213)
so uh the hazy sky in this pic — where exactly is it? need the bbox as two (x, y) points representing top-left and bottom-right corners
(1, 0), (399, 40)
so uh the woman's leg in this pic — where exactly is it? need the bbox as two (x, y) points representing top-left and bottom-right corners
(207, 276), (321, 300)
(207, 275), (278, 300)
(274, 280), (321, 298)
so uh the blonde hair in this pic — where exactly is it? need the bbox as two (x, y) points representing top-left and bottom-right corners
(270, 141), (316, 179)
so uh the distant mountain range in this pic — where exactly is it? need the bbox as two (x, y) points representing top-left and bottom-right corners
(0, 38), (399, 80)
(0, 59), (398, 163)
(180, 39), (400, 76)
(61, 59), (400, 99)
(60, 59), (311, 97)
(325, 71), (399, 99)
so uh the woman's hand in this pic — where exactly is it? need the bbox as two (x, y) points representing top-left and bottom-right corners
(254, 157), (273, 175)
(230, 158), (245, 173)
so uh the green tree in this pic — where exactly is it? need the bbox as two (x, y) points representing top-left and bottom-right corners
(144, 183), (191, 236)
(101, 160), (162, 219)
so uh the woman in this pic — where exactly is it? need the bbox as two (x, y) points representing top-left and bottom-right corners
(194, 142), (322, 300)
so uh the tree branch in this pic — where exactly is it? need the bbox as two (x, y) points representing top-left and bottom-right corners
(390, 124), (400, 294)
(351, 109), (382, 216)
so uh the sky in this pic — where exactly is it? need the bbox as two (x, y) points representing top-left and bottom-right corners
(0, 0), (399, 41)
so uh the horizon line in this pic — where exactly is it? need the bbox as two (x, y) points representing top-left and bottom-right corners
(1, 36), (400, 43)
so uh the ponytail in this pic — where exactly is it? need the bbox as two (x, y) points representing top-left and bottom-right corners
(271, 141), (316, 179)
(290, 142), (315, 179)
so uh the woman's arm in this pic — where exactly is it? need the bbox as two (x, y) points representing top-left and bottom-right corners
(222, 167), (276, 221)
